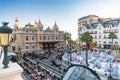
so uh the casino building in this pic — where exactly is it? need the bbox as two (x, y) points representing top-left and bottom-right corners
(10, 18), (65, 52)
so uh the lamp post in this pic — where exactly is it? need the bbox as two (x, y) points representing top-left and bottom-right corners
(118, 45), (119, 58)
(18, 46), (22, 62)
(99, 44), (100, 54)
(108, 58), (114, 80)
(0, 22), (13, 68)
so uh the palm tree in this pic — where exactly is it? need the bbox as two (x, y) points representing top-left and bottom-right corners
(108, 32), (117, 80)
(108, 32), (117, 45)
(64, 32), (71, 46)
(80, 32), (92, 66)
(108, 32), (117, 50)
(70, 40), (76, 46)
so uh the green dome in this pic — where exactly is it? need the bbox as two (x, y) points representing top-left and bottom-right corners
(25, 23), (33, 27)
(45, 26), (52, 32)
(0, 22), (13, 33)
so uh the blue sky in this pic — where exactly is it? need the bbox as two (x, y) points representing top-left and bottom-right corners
(0, 0), (120, 40)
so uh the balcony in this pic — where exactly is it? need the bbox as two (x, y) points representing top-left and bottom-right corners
(39, 40), (60, 43)
(25, 40), (36, 43)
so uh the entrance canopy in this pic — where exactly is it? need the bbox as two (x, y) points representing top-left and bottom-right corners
(42, 42), (59, 50)
(62, 65), (100, 80)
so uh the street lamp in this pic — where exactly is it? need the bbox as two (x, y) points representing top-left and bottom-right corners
(108, 58), (115, 80)
(99, 44), (100, 54)
(0, 22), (13, 68)
(18, 46), (22, 61)
(118, 45), (120, 58)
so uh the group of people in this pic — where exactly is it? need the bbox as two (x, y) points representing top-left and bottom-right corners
(62, 47), (120, 79)
(20, 48), (68, 80)
(17, 45), (120, 80)
(22, 53), (44, 80)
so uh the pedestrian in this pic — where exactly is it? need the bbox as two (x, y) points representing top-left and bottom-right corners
(0, 50), (2, 58)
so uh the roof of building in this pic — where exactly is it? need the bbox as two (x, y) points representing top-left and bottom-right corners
(15, 18), (19, 22)
(53, 22), (59, 31)
(78, 15), (99, 20)
(25, 23), (33, 27)
(45, 26), (52, 32)
(37, 19), (43, 28)
(83, 18), (120, 29)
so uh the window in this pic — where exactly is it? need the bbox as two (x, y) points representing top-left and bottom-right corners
(26, 36), (29, 41)
(109, 42), (112, 44)
(56, 37), (58, 40)
(32, 36), (34, 40)
(115, 42), (118, 44)
(26, 29), (28, 32)
(104, 41), (106, 44)
(26, 46), (29, 49)
(43, 36), (46, 40)
(40, 36), (42, 40)
(52, 36), (54, 40)
(95, 31), (97, 34)
(32, 46), (34, 49)
(48, 36), (50, 40)
(29, 29), (32, 32)
(104, 35), (106, 39)
(58, 44), (60, 46)
(99, 35), (101, 39)
(95, 35), (97, 39)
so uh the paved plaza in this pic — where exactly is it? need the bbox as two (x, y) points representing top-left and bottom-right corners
(18, 47), (120, 80)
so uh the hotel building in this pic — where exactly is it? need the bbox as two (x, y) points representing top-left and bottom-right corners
(10, 18), (65, 52)
(78, 15), (120, 49)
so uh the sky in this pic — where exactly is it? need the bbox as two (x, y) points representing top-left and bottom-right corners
(0, 0), (120, 40)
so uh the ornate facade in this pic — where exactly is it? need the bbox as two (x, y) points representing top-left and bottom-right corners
(10, 18), (65, 52)
(78, 15), (120, 49)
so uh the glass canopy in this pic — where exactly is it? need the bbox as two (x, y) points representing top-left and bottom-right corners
(62, 65), (100, 80)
